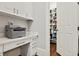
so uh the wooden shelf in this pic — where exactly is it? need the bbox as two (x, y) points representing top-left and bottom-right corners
(0, 10), (33, 21)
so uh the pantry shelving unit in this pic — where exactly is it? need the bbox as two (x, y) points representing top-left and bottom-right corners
(50, 8), (57, 43)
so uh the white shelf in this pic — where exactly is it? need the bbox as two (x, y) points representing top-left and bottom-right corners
(0, 32), (38, 45)
(0, 10), (33, 21)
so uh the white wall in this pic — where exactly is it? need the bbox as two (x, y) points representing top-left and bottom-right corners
(50, 2), (57, 9)
(31, 2), (50, 56)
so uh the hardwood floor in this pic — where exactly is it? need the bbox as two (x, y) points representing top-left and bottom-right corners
(50, 43), (60, 56)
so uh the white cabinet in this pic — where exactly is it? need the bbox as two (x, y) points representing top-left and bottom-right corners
(0, 34), (38, 56)
(21, 35), (38, 56)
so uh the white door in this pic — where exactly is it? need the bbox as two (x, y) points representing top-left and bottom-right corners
(57, 2), (78, 56)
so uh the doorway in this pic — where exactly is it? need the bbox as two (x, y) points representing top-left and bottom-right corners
(50, 2), (57, 56)
(50, 2), (78, 56)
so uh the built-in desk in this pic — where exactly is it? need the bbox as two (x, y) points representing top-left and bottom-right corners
(0, 32), (38, 56)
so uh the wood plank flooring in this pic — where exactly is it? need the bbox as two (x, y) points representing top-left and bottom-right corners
(50, 43), (60, 56)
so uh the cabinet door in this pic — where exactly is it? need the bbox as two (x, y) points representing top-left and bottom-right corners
(57, 2), (78, 56)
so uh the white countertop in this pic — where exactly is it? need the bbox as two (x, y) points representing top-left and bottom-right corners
(0, 32), (38, 45)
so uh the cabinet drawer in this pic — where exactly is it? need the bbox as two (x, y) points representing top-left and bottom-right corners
(4, 39), (29, 52)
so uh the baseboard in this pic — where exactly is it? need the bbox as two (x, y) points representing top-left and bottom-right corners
(36, 48), (50, 56)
